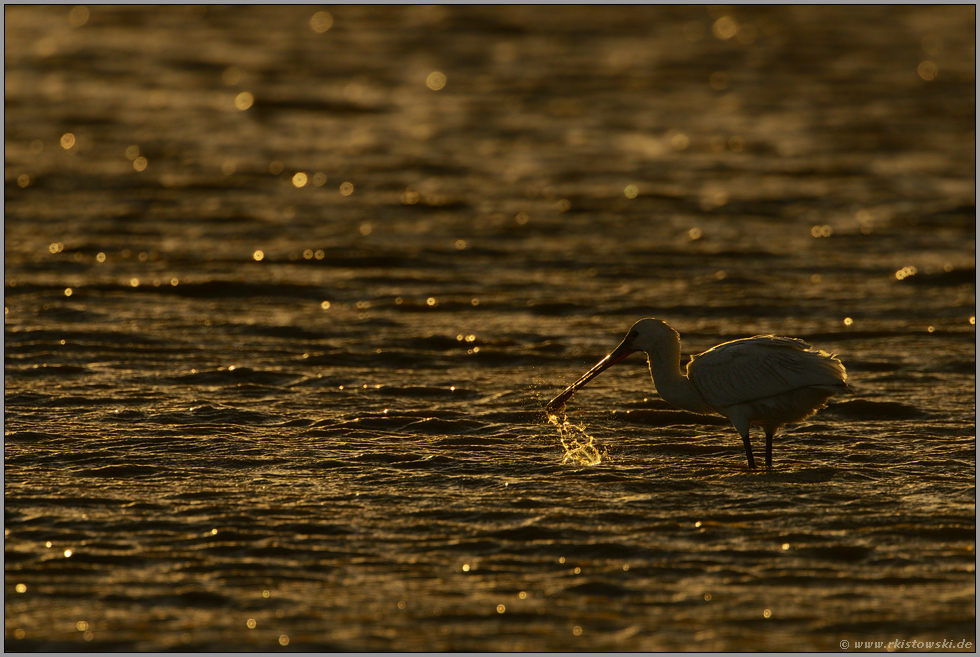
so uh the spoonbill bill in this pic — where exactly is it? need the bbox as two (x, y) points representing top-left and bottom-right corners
(545, 319), (849, 469)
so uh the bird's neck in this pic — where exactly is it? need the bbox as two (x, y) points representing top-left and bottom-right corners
(645, 349), (714, 415)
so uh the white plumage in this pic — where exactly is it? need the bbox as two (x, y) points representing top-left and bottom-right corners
(546, 318), (849, 468)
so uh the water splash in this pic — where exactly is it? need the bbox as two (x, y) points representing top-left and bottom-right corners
(547, 411), (606, 466)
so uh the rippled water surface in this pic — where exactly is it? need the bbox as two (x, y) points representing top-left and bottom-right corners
(4, 5), (976, 651)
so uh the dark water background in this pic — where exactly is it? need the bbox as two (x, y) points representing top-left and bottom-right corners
(4, 5), (976, 651)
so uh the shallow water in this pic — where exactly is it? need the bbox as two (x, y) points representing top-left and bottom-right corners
(4, 5), (976, 651)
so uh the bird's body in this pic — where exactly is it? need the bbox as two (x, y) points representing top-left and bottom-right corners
(545, 319), (849, 468)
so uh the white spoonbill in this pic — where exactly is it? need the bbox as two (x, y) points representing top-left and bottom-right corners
(545, 319), (849, 469)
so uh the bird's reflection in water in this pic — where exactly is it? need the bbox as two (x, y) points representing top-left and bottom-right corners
(547, 411), (606, 466)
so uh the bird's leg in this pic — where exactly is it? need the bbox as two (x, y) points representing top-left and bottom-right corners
(765, 431), (774, 469)
(740, 430), (756, 469)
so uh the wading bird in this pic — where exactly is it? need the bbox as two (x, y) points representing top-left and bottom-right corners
(545, 319), (848, 469)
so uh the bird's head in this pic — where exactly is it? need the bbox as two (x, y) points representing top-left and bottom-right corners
(622, 318), (679, 355)
(544, 318), (676, 414)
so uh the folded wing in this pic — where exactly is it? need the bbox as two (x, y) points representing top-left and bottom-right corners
(687, 335), (847, 412)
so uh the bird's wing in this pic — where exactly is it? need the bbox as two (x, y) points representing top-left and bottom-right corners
(687, 335), (847, 411)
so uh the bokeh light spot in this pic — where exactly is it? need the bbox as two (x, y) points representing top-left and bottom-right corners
(624, 184), (638, 199)
(253, 250), (264, 262)
(133, 157), (148, 172)
(712, 16), (739, 40)
(61, 133), (76, 150)
(340, 181), (354, 196)
(292, 172), (308, 188)
(917, 60), (939, 81)
(17, 174), (30, 188)
(426, 71), (447, 91)
(222, 66), (242, 86)
(310, 11), (333, 33)
(895, 266), (917, 280)
(670, 133), (690, 150)
(235, 92), (254, 111)
(709, 71), (729, 90)
(68, 5), (89, 27)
